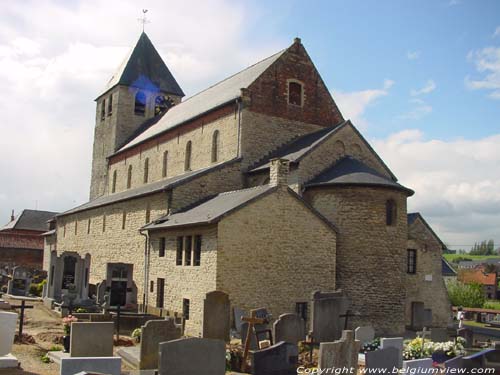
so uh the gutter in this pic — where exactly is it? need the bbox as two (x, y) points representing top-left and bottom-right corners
(139, 229), (150, 312)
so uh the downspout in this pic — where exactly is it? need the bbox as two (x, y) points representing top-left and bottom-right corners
(236, 98), (242, 158)
(139, 229), (150, 313)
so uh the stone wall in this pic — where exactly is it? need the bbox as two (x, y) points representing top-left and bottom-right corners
(43, 235), (57, 271)
(217, 186), (337, 325)
(406, 217), (452, 328)
(304, 186), (408, 334)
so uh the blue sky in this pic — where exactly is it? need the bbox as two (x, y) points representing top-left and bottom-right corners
(0, 0), (499, 249)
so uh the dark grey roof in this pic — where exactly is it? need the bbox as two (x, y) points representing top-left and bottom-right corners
(458, 259), (500, 268)
(442, 258), (457, 276)
(99, 32), (184, 98)
(1, 209), (58, 232)
(58, 158), (241, 217)
(144, 185), (275, 230)
(116, 48), (286, 153)
(249, 122), (346, 172)
(41, 229), (56, 237)
(407, 212), (446, 249)
(305, 157), (414, 195)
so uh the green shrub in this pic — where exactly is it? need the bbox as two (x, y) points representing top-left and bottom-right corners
(48, 345), (62, 352)
(447, 280), (485, 308)
(41, 354), (50, 363)
(29, 280), (47, 297)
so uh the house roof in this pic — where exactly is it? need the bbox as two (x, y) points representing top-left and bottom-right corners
(1, 209), (58, 232)
(459, 269), (497, 286)
(442, 258), (457, 276)
(458, 259), (500, 268)
(115, 48), (286, 154)
(407, 212), (447, 250)
(305, 157), (414, 195)
(143, 185), (276, 230)
(58, 158), (241, 217)
(99, 32), (184, 99)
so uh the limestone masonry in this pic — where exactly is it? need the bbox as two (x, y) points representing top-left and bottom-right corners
(44, 32), (451, 335)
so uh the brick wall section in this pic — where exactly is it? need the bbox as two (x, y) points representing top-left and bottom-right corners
(0, 231), (44, 249)
(108, 112), (239, 194)
(247, 39), (343, 128)
(217, 186), (337, 326)
(406, 217), (452, 327)
(148, 225), (218, 336)
(0, 248), (43, 269)
(304, 186), (408, 334)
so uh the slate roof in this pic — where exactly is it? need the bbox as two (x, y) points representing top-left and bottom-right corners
(99, 32), (184, 98)
(116, 48), (286, 153)
(407, 212), (446, 249)
(305, 157), (414, 195)
(1, 210), (58, 232)
(249, 123), (346, 172)
(458, 259), (500, 269)
(58, 158), (241, 217)
(442, 258), (457, 276)
(143, 185), (275, 230)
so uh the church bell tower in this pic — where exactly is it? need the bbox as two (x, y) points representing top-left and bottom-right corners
(89, 32), (184, 200)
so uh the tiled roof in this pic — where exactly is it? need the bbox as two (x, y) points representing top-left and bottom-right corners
(1, 209), (58, 232)
(99, 32), (184, 98)
(305, 157), (414, 195)
(459, 269), (497, 286)
(116, 48), (286, 153)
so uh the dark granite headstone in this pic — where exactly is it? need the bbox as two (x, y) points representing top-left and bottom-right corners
(365, 347), (400, 372)
(311, 290), (349, 342)
(251, 341), (298, 375)
(458, 327), (473, 348)
(273, 313), (306, 345)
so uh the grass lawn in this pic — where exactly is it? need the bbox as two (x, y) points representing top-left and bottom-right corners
(443, 254), (500, 263)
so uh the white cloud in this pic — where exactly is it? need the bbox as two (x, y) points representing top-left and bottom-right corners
(0, 0), (284, 221)
(407, 50), (420, 60)
(466, 47), (500, 100)
(372, 131), (500, 249)
(410, 79), (436, 96)
(494, 27), (500, 38)
(332, 79), (394, 129)
(448, 0), (460, 6)
(398, 98), (433, 120)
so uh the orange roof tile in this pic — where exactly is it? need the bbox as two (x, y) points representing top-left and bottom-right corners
(459, 269), (497, 286)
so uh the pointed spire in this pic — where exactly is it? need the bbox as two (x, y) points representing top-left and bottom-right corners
(99, 33), (184, 98)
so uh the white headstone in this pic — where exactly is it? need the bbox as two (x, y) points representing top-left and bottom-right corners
(0, 312), (18, 356)
(380, 337), (404, 368)
(355, 326), (375, 344)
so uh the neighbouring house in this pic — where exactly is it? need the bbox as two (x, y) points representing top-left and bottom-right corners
(442, 258), (457, 283)
(459, 268), (498, 300)
(458, 258), (500, 270)
(44, 32), (451, 336)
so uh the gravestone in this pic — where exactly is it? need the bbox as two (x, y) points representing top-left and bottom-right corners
(318, 330), (360, 372)
(70, 322), (114, 357)
(411, 302), (425, 331)
(241, 308), (271, 350)
(458, 327), (473, 348)
(234, 306), (247, 334)
(402, 358), (433, 374)
(140, 317), (182, 369)
(60, 356), (121, 375)
(158, 337), (225, 375)
(251, 341), (298, 375)
(423, 308), (433, 327)
(311, 290), (349, 342)
(380, 337), (404, 368)
(444, 355), (464, 369)
(355, 326), (375, 344)
(273, 313), (306, 345)
(7, 266), (31, 296)
(365, 347), (400, 372)
(431, 327), (448, 342)
(0, 311), (18, 368)
(203, 290), (230, 342)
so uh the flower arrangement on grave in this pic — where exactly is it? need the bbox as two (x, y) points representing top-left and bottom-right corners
(62, 315), (78, 335)
(131, 328), (142, 342)
(402, 337), (465, 360)
(360, 337), (381, 353)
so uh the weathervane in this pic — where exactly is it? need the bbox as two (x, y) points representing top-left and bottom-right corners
(138, 9), (150, 32)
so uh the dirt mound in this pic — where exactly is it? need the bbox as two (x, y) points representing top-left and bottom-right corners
(36, 332), (63, 344)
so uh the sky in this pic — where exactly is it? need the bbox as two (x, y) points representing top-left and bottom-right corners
(0, 0), (499, 250)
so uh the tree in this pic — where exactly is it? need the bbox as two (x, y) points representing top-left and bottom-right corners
(447, 280), (485, 308)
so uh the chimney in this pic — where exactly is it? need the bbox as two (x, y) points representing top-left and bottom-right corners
(10, 209), (14, 222)
(270, 158), (290, 187)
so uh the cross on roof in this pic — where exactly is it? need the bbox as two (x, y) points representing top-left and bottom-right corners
(137, 9), (150, 32)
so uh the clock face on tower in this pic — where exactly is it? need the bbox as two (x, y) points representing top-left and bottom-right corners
(155, 95), (174, 115)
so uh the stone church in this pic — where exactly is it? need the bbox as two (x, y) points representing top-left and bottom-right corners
(43, 32), (451, 336)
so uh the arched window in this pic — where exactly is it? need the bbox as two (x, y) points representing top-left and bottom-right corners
(185, 141), (192, 171)
(107, 94), (113, 116)
(162, 151), (168, 178)
(211, 130), (220, 163)
(143, 158), (149, 183)
(288, 81), (303, 106)
(111, 170), (117, 193)
(127, 165), (133, 189)
(386, 199), (397, 226)
(134, 91), (146, 115)
(101, 99), (106, 121)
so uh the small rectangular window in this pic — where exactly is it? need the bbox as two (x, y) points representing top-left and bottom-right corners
(159, 237), (166, 257)
(176, 237), (183, 266)
(295, 302), (308, 322)
(122, 211), (126, 230)
(150, 280), (154, 293)
(407, 249), (417, 274)
(102, 215), (106, 232)
(194, 235), (201, 266)
(185, 236), (192, 266)
(288, 81), (303, 106)
(156, 278), (165, 308)
(183, 298), (190, 320)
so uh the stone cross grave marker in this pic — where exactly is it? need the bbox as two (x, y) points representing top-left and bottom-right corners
(318, 330), (361, 372)
(273, 313), (306, 345)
